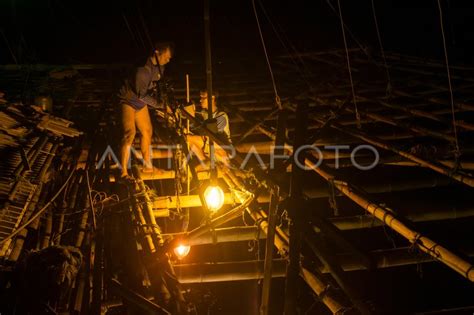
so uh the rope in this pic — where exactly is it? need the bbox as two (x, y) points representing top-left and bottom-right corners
(137, 7), (154, 51)
(122, 14), (140, 51)
(279, 209), (289, 229)
(328, 179), (339, 216)
(437, 0), (461, 157)
(173, 148), (183, 215)
(0, 30), (18, 64)
(370, 0), (392, 97)
(0, 169), (76, 246)
(323, 0), (368, 57)
(252, 0), (282, 110)
(409, 233), (422, 253)
(85, 170), (97, 230)
(465, 266), (474, 280)
(336, 0), (361, 128)
(256, 0), (315, 91)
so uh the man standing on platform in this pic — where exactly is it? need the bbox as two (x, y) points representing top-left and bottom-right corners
(118, 42), (174, 180)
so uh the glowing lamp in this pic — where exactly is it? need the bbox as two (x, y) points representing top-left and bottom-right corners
(174, 244), (191, 259)
(204, 185), (225, 212)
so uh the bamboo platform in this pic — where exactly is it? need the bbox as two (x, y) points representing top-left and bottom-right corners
(1, 49), (474, 314)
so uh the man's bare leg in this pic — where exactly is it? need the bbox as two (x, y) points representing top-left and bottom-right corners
(120, 104), (136, 177)
(135, 105), (154, 171)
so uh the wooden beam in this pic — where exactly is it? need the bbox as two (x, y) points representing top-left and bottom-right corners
(174, 246), (474, 284)
(152, 193), (236, 210)
(161, 206), (474, 247)
(108, 279), (170, 315)
(109, 169), (218, 182)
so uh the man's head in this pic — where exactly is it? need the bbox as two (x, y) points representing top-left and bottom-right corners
(151, 41), (174, 66)
(200, 90), (217, 112)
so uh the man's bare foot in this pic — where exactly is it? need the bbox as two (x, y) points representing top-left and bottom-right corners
(141, 166), (165, 175)
(119, 174), (134, 183)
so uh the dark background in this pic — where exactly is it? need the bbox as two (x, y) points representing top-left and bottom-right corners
(1, 1), (474, 314)
(1, 0), (474, 66)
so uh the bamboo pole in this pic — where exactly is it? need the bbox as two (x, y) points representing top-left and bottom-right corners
(152, 193), (236, 210)
(40, 210), (53, 249)
(163, 205), (474, 247)
(110, 169), (217, 182)
(284, 102), (308, 315)
(352, 55), (474, 83)
(358, 95), (474, 132)
(186, 192), (254, 241)
(237, 107), (281, 144)
(330, 207), (474, 230)
(329, 121), (474, 187)
(108, 279), (171, 315)
(162, 226), (264, 246)
(411, 82), (474, 96)
(245, 207), (289, 256)
(293, 102), (474, 187)
(75, 172), (89, 249)
(260, 186), (280, 315)
(312, 216), (372, 269)
(393, 89), (474, 112)
(7, 185), (43, 261)
(331, 156), (474, 171)
(129, 190), (157, 253)
(224, 103), (474, 283)
(300, 268), (349, 314)
(303, 156), (474, 282)
(337, 99), (456, 143)
(186, 74), (191, 197)
(91, 216), (104, 315)
(427, 96), (474, 111)
(173, 259), (288, 283)
(245, 207), (350, 314)
(384, 51), (474, 71)
(304, 230), (373, 314)
(174, 247), (474, 283)
(223, 170), (348, 314)
(132, 166), (163, 246)
(57, 172), (80, 245)
(278, 48), (362, 59)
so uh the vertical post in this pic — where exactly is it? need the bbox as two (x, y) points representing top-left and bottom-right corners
(91, 217), (104, 315)
(260, 185), (280, 315)
(185, 74), (191, 196)
(273, 109), (288, 173)
(284, 102), (308, 314)
(261, 109), (287, 314)
(203, 0), (215, 174)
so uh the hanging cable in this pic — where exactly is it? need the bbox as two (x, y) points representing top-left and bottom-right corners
(324, 0), (368, 56)
(0, 30), (18, 64)
(370, 0), (392, 96)
(257, 0), (315, 91)
(85, 170), (97, 230)
(122, 14), (141, 52)
(336, 0), (361, 128)
(437, 0), (461, 157)
(138, 7), (155, 50)
(252, 0), (282, 110)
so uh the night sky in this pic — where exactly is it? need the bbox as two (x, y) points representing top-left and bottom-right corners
(1, 0), (474, 66)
